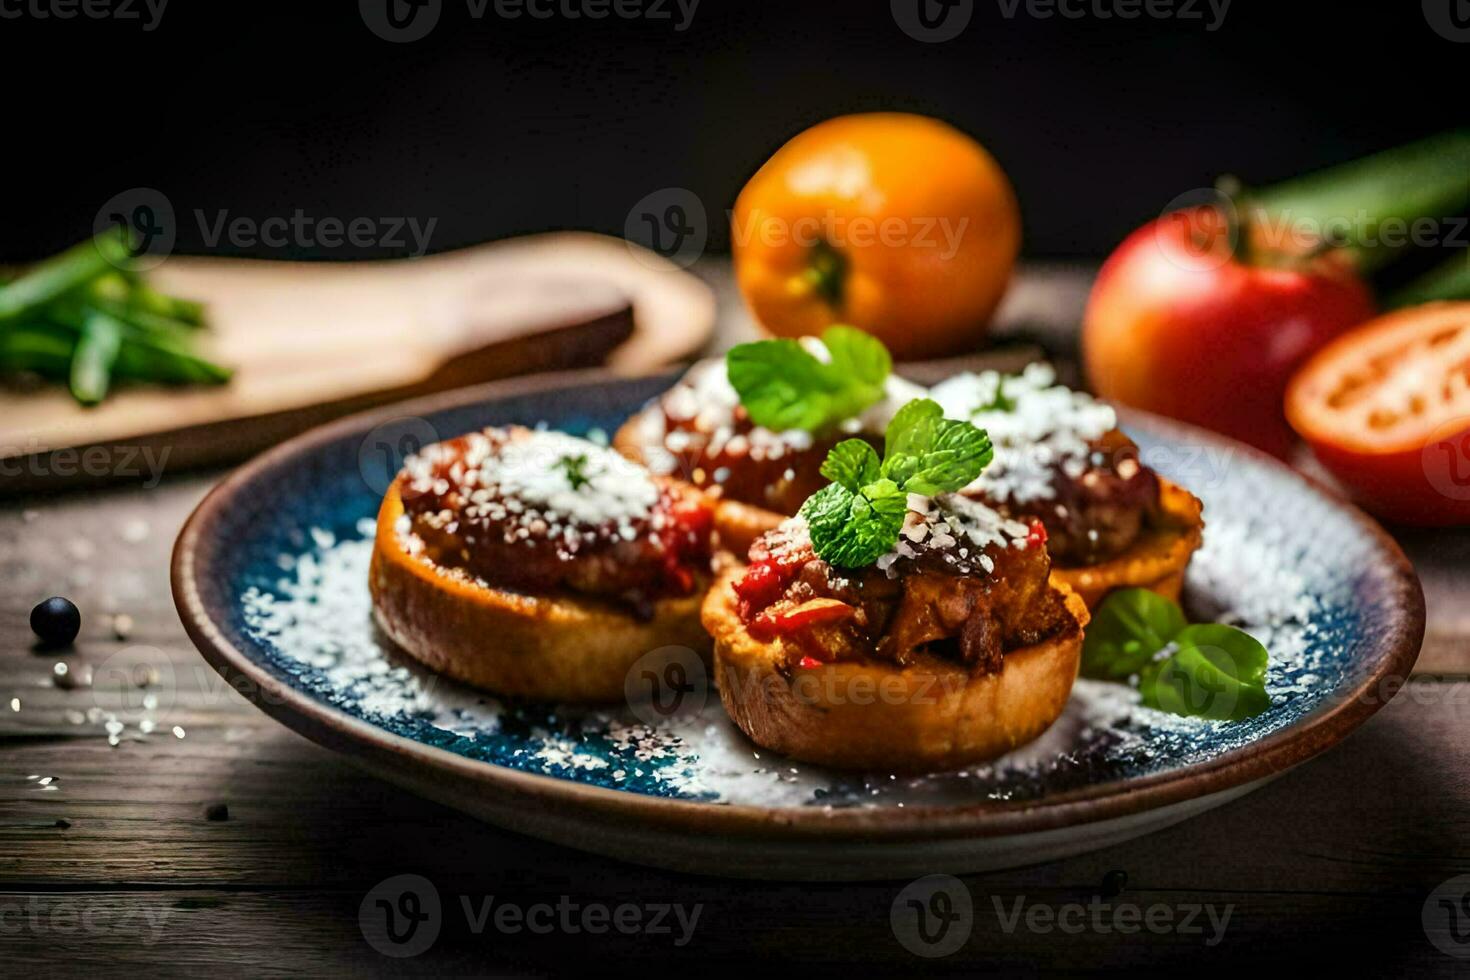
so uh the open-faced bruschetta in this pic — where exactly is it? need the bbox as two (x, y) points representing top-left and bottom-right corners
(370, 426), (717, 701)
(701, 398), (1089, 771)
(931, 363), (1203, 610)
(614, 326), (926, 554)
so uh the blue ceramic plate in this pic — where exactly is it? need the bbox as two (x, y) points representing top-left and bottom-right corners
(173, 369), (1425, 879)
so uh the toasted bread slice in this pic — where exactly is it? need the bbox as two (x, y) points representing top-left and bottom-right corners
(1049, 476), (1203, 610)
(370, 480), (711, 702)
(702, 570), (1089, 772)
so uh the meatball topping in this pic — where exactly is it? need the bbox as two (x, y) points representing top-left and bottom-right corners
(930, 363), (1163, 564)
(397, 427), (713, 607)
(633, 346), (928, 513)
(733, 498), (1069, 673)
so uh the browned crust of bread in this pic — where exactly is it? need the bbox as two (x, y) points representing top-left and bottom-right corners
(701, 569), (1089, 772)
(1049, 476), (1204, 611)
(370, 480), (711, 702)
(614, 406), (787, 558)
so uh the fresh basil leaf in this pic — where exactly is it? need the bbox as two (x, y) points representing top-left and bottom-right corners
(1140, 623), (1270, 721)
(1081, 588), (1188, 681)
(725, 327), (889, 433)
(820, 438), (881, 491)
(821, 324), (891, 388)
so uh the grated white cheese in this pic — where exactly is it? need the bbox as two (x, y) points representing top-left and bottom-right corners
(875, 492), (1031, 577)
(402, 428), (660, 548)
(930, 363), (1117, 504)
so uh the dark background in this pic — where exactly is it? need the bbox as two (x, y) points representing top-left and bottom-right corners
(2, 1), (1466, 262)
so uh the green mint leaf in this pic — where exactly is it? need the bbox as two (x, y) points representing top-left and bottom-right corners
(1081, 588), (1189, 681)
(898, 418), (993, 495)
(725, 326), (890, 433)
(821, 324), (891, 388)
(726, 339), (833, 431)
(820, 438), (881, 491)
(800, 396), (997, 567)
(800, 482), (856, 556)
(1140, 623), (1271, 721)
(800, 479), (908, 569)
(880, 398), (992, 495)
(883, 397), (943, 462)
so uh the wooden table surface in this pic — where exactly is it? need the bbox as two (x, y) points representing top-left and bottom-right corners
(3, 262), (1469, 975)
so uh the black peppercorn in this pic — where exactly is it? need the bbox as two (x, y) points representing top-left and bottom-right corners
(30, 597), (81, 649)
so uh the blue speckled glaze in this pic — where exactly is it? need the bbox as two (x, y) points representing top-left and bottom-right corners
(196, 374), (1420, 809)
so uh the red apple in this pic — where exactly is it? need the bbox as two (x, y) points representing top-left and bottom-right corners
(1083, 206), (1377, 458)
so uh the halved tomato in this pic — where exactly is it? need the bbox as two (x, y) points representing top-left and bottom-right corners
(1285, 302), (1470, 526)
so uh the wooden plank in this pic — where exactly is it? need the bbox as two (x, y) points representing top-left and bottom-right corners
(0, 689), (1465, 970)
(0, 233), (717, 491)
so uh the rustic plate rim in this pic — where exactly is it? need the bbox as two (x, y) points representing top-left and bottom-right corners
(171, 367), (1427, 843)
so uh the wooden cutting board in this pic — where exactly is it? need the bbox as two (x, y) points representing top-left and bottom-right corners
(0, 232), (714, 491)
